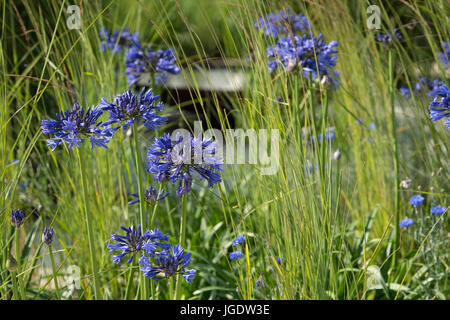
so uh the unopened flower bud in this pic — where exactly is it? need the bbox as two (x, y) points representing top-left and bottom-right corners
(399, 178), (412, 189)
(42, 227), (54, 245)
(333, 148), (341, 160)
(11, 209), (25, 228)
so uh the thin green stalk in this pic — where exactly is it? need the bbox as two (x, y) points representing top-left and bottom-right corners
(48, 245), (61, 300)
(389, 50), (400, 265)
(76, 148), (101, 299)
(174, 194), (187, 300)
(15, 228), (25, 299)
(10, 269), (19, 300)
(132, 124), (149, 299)
(124, 260), (136, 300)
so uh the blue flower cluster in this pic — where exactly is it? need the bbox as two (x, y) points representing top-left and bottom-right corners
(99, 88), (167, 130)
(409, 194), (425, 207)
(107, 226), (195, 283)
(99, 28), (139, 53)
(374, 29), (402, 45)
(267, 33), (339, 86)
(399, 77), (446, 99)
(146, 133), (223, 196)
(399, 217), (414, 227)
(139, 244), (196, 283)
(41, 103), (116, 150)
(438, 42), (449, 67)
(125, 44), (181, 86)
(128, 185), (169, 205)
(106, 225), (169, 264)
(42, 227), (54, 245)
(229, 235), (246, 261)
(429, 85), (450, 129)
(254, 9), (311, 37)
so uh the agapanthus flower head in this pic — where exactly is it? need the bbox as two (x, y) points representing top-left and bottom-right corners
(11, 209), (25, 228)
(146, 132), (223, 197)
(374, 29), (402, 45)
(232, 235), (246, 246)
(276, 257), (283, 265)
(254, 9), (311, 37)
(139, 244), (196, 283)
(267, 33), (339, 87)
(128, 185), (169, 205)
(401, 78), (446, 99)
(41, 103), (115, 150)
(229, 250), (243, 260)
(409, 194), (425, 207)
(42, 227), (54, 245)
(429, 85), (450, 129)
(99, 88), (167, 130)
(107, 226), (168, 264)
(125, 44), (180, 86)
(438, 42), (450, 67)
(399, 217), (414, 227)
(99, 28), (139, 53)
(430, 205), (446, 215)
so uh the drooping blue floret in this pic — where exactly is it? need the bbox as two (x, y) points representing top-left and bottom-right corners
(374, 29), (402, 45)
(139, 244), (196, 283)
(429, 85), (450, 129)
(276, 257), (283, 265)
(11, 209), (25, 228)
(430, 205), (447, 215)
(106, 226), (168, 264)
(99, 28), (140, 53)
(267, 33), (339, 87)
(125, 44), (180, 86)
(399, 86), (412, 98)
(99, 88), (167, 130)
(409, 195), (425, 207)
(399, 217), (414, 227)
(232, 235), (246, 246)
(146, 133), (223, 197)
(438, 42), (450, 67)
(229, 250), (243, 260)
(254, 9), (311, 37)
(41, 103), (115, 150)
(128, 185), (169, 205)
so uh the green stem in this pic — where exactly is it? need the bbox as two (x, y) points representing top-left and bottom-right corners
(10, 270), (19, 300)
(48, 245), (61, 299)
(389, 50), (400, 266)
(15, 228), (25, 299)
(124, 260), (135, 300)
(132, 124), (149, 300)
(76, 148), (101, 299)
(174, 194), (187, 300)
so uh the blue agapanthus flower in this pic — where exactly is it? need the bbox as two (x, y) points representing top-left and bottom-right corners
(374, 29), (402, 45)
(146, 133), (223, 196)
(99, 28), (139, 53)
(400, 78), (446, 99)
(11, 209), (25, 228)
(254, 9), (311, 37)
(41, 103), (115, 150)
(399, 217), (414, 227)
(409, 195), (425, 207)
(430, 205), (446, 215)
(99, 88), (167, 130)
(232, 235), (246, 246)
(125, 44), (180, 86)
(107, 226), (169, 264)
(429, 85), (450, 129)
(267, 33), (339, 87)
(276, 257), (283, 265)
(139, 244), (196, 283)
(438, 42), (449, 67)
(229, 250), (243, 260)
(128, 185), (169, 205)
